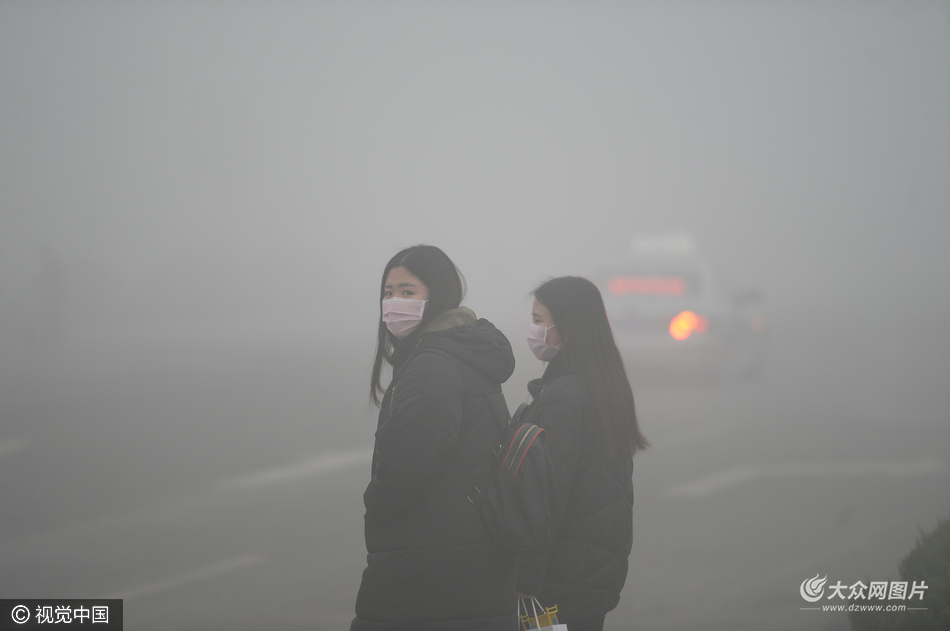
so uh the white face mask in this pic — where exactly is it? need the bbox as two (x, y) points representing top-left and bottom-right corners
(382, 297), (427, 340)
(527, 323), (560, 361)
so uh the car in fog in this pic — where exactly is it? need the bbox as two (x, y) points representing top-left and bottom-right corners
(596, 235), (767, 380)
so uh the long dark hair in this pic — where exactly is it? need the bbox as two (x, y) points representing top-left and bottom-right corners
(534, 276), (648, 458)
(369, 244), (466, 406)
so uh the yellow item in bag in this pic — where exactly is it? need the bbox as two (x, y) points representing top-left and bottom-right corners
(519, 597), (559, 630)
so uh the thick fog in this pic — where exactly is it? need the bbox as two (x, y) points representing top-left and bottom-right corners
(3, 2), (947, 355)
(1, 3), (948, 629)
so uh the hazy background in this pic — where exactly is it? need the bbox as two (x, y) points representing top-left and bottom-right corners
(1, 2), (948, 630)
(3, 1), (947, 358)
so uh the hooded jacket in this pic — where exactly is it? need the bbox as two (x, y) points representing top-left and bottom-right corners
(516, 353), (633, 625)
(352, 308), (518, 631)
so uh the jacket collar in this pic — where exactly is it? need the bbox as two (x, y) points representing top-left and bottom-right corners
(420, 307), (477, 334)
(528, 351), (571, 399)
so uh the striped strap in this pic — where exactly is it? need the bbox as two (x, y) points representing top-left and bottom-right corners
(501, 424), (545, 476)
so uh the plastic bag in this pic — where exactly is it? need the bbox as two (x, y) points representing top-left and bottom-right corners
(519, 596), (568, 631)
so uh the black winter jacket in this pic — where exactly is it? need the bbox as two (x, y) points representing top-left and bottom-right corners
(516, 353), (634, 624)
(352, 308), (518, 631)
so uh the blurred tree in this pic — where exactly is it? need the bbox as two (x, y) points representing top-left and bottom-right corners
(849, 512), (950, 631)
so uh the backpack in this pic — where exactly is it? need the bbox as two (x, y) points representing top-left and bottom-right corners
(419, 349), (556, 556)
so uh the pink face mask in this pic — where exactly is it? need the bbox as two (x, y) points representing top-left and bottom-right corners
(527, 324), (560, 361)
(382, 298), (427, 340)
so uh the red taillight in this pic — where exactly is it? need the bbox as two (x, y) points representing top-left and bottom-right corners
(608, 276), (687, 296)
(670, 311), (707, 340)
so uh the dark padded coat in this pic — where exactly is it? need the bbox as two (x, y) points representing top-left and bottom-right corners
(515, 353), (634, 625)
(351, 308), (519, 631)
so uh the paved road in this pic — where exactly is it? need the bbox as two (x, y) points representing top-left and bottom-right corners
(1, 322), (948, 630)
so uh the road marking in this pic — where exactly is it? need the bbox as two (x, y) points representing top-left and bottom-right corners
(106, 554), (266, 601)
(665, 457), (949, 499)
(665, 464), (760, 497)
(218, 446), (373, 491)
(0, 438), (27, 461)
(654, 421), (739, 448)
(0, 446), (373, 564)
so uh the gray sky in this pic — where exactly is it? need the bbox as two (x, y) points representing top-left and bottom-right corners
(2, 1), (948, 352)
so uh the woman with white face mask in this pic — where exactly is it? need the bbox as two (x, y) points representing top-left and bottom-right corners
(352, 244), (518, 631)
(517, 276), (649, 631)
